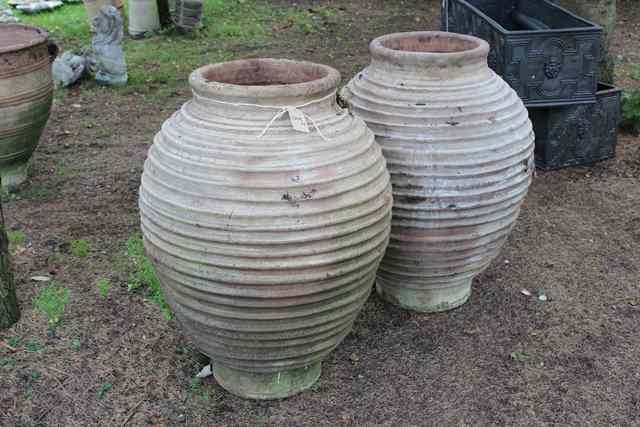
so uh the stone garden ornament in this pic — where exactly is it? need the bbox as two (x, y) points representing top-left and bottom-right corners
(52, 51), (87, 88)
(90, 6), (127, 86)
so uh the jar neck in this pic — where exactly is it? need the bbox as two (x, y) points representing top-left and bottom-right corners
(368, 31), (491, 81)
(189, 85), (341, 121)
(187, 59), (342, 121)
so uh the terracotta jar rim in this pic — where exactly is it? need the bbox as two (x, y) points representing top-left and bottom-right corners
(190, 58), (341, 102)
(370, 31), (489, 68)
(0, 24), (48, 54)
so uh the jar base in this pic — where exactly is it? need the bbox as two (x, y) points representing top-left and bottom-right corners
(376, 279), (472, 313)
(213, 362), (322, 400)
(0, 161), (30, 191)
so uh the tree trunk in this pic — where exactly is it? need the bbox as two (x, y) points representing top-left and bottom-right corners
(0, 201), (18, 330)
(553, 0), (617, 84)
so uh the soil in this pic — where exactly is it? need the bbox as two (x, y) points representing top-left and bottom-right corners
(1, 0), (640, 426)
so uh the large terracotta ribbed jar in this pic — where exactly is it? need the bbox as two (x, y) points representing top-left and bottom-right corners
(0, 25), (55, 190)
(341, 32), (534, 313)
(139, 59), (393, 399)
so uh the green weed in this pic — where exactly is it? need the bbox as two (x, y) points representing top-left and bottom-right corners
(95, 128), (113, 139)
(30, 371), (42, 381)
(33, 282), (69, 327)
(97, 278), (111, 298)
(25, 339), (42, 353)
(622, 90), (640, 134)
(98, 382), (112, 398)
(70, 239), (90, 257)
(7, 230), (26, 249)
(125, 232), (171, 320)
(630, 64), (640, 81)
(67, 339), (81, 351)
(510, 350), (530, 362)
(7, 336), (21, 348)
(189, 377), (214, 401)
(0, 357), (16, 367)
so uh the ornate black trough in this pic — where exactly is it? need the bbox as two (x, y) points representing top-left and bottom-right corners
(442, 0), (603, 107)
(530, 83), (621, 170)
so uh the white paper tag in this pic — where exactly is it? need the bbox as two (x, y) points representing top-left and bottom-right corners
(286, 107), (310, 133)
(196, 364), (212, 378)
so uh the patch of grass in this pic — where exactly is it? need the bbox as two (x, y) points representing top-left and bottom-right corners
(0, 357), (16, 367)
(18, 3), (90, 48)
(621, 90), (640, 134)
(33, 282), (69, 327)
(126, 232), (172, 320)
(25, 339), (42, 353)
(70, 239), (90, 257)
(630, 64), (640, 81)
(280, 9), (318, 34)
(7, 337), (22, 348)
(189, 377), (215, 401)
(56, 164), (78, 178)
(98, 382), (112, 398)
(97, 278), (110, 298)
(30, 371), (42, 381)
(21, 0), (320, 95)
(95, 128), (113, 139)
(67, 339), (81, 351)
(7, 230), (26, 248)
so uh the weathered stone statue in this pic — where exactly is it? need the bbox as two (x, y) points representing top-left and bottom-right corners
(90, 6), (127, 86)
(52, 51), (87, 88)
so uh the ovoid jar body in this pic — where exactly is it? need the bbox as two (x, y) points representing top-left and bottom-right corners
(0, 25), (56, 190)
(341, 32), (534, 312)
(139, 59), (393, 399)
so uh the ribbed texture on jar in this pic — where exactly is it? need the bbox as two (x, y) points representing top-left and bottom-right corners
(340, 38), (534, 300)
(0, 30), (53, 166)
(139, 80), (393, 373)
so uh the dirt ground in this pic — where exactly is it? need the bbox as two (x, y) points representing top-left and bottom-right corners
(2, 0), (640, 426)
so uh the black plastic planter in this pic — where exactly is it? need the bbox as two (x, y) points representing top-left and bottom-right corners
(529, 83), (621, 170)
(442, 0), (603, 107)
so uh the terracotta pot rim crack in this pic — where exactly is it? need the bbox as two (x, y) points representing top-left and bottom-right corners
(0, 24), (49, 55)
(189, 58), (342, 102)
(370, 31), (490, 67)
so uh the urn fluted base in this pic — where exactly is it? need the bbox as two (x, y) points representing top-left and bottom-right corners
(376, 279), (472, 313)
(0, 161), (30, 191)
(213, 362), (322, 400)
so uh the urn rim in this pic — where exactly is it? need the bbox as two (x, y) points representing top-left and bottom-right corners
(0, 24), (49, 54)
(190, 58), (341, 102)
(370, 31), (489, 68)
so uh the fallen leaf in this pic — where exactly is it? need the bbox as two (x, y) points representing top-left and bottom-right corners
(510, 351), (529, 362)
